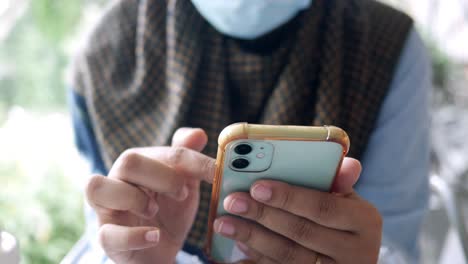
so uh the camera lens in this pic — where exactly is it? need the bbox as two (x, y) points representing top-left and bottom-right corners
(234, 144), (252, 155)
(232, 158), (250, 169)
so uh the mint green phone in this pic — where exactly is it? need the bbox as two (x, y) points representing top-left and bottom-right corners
(205, 123), (350, 263)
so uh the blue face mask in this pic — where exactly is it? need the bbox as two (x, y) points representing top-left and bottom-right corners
(191, 0), (312, 40)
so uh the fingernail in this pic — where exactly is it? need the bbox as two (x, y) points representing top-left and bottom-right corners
(236, 242), (249, 253)
(146, 199), (159, 217)
(251, 184), (272, 201)
(226, 198), (248, 214)
(214, 219), (235, 236)
(145, 230), (160, 242)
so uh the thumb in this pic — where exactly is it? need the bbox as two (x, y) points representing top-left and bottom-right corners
(330, 157), (362, 194)
(171, 128), (208, 152)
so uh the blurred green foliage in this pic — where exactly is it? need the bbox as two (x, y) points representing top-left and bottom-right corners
(0, 162), (85, 264)
(0, 0), (105, 263)
(30, 0), (83, 43)
(0, 0), (105, 114)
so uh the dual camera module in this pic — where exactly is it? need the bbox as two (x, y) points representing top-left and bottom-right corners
(231, 144), (252, 169)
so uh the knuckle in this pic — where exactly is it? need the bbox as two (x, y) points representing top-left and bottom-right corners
(239, 223), (255, 244)
(274, 240), (298, 263)
(278, 185), (293, 210)
(315, 195), (336, 221)
(288, 217), (316, 242)
(255, 204), (268, 222)
(200, 156), (215, 178)
(116, 149), (142, 176)
(361, 202), (382, 226)
(376, 214), (383, 230)
(167, 146), (188, 167)
(370, 205), (383, 229)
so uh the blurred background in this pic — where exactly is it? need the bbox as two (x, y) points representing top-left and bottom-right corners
(0, 0), (467, 263)
(0, 0), (104, 263)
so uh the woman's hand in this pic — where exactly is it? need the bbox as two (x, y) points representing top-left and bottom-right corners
(85, 128), (215, 264)
(214, 158), (383, 264)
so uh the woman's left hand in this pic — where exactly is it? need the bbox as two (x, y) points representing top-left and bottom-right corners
(214, 158), (383, 264)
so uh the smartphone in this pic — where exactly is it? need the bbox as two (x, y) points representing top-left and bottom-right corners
(205, 123), (350, 263)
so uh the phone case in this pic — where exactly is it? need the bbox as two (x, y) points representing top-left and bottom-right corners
(205, 123), (350, 263)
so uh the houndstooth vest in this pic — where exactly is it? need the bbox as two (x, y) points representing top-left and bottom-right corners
(72, 0), (412, 249)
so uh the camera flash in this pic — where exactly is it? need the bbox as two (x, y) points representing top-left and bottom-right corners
(256, 153), (265, 159)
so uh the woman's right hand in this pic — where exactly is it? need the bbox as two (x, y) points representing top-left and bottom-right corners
(85, 128), (215, 264)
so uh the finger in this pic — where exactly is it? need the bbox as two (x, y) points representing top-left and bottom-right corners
(330, 157), (362, 194)
(250, 180), (368, 231)
(131, 146), (215, 184)
(109, 151), (188, 200)
(236, 242), (279, 264)
(98, 224), (160, 252)
(86, 175), (158, 218)
(214, 216), (318, 264)
(224, 193), (354, 258)
(171, 127), (208, 151)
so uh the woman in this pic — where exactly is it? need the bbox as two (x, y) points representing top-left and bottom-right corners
(69, 0), (431, 263)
